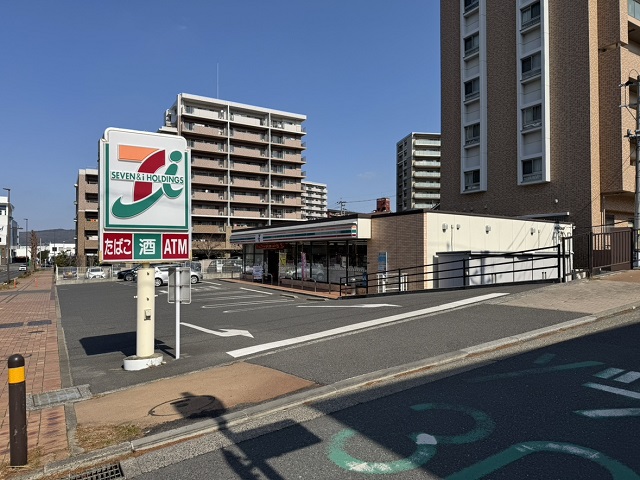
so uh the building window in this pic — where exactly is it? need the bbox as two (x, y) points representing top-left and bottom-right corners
(464, 170), (480, 191)
(522, 104), (542, 129)
(521, 1), (541, 29)
(521, 53), (541, 80)
(464, 77), (480, 101)
(464, 0), (479, 14)
(632, 0), (640, 21)
(464, 123), (480, 145)
(464, 33), (480, 58)
(522, 157), (542, 183)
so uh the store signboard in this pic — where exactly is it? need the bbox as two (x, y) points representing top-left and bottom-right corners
(99, 128), (190, 262)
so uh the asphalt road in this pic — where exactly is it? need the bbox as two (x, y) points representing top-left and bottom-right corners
(58, 279), (565, 395)
(130, 315), (640, 479)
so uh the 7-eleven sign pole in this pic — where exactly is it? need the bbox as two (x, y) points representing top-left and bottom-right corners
(99, 128), (190, 371)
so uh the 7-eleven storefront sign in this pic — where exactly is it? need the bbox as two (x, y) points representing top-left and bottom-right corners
(99, 128), (191, 263)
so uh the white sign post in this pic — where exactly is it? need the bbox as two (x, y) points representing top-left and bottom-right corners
(99, 128), (190, 371)
(169, 267), (191, 360)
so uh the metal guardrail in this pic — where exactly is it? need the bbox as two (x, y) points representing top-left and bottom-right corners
(339, 245), (567, 297)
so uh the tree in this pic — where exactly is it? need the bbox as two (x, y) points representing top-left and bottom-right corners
(29, 231), (38, 271)
(192, 235), (225, 259)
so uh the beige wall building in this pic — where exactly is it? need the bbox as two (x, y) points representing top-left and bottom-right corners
(75, 168), (99, 266)
(440, 0), (640, 235)
(396, 133), (441, 212)
(160, 94), (307, 255)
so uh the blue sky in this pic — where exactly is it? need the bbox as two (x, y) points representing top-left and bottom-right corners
(0, 1), (441, 231)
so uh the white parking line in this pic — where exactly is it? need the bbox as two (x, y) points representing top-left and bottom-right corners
(226, 293), (508, 358)
(240, 287), (274, 295)
(202, 299), (294, 309)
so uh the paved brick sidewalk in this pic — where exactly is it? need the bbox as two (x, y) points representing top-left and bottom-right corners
(0, 271), (67, 470)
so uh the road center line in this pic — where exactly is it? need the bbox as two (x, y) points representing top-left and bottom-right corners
(226, 292), (508, 358)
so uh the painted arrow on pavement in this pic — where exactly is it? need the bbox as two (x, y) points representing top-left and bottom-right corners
(181, 322), (254, 338)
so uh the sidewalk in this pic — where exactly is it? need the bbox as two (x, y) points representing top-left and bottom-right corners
(2, 270), (640, 478)
(0, 271), (67, 470)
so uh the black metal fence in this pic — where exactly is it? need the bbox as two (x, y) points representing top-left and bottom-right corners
(563, 228), (635, 276)
(340, 244), (567, 296)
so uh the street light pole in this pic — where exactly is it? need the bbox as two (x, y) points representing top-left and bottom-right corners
(3, 188), (11, 283)
(24, 218), (28, 270)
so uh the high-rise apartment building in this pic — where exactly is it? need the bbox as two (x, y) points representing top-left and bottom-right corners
(440, 0), (639, 233)
(301, 181), (328, 220)
(160, 94), (307, 250)
(396, 133), (441, 212)
(75, 168), (99, 265)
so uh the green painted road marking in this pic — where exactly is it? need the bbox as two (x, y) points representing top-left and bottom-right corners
(446, 441), (640, 480)
(328, 403), (494, 474)
(409, 403), (495, 445)
(328, 429), (436, 474)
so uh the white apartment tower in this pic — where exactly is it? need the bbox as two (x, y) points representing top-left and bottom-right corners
(301, 181), (328, 220)
(396, 133), (441, 212)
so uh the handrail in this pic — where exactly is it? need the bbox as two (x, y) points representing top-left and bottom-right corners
(339, 244), (564, 297)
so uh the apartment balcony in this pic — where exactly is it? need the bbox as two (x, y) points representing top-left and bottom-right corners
(191, 157), (227, 170)
(231, 131), (268, 143)
(231, 209), (266, 218)
(414, 182), (441, 191)
(77, 217), (99, 232)
(521, 68), (541, 82)
(230, 145), (267, 159)
(414, 160), (440, 168)
(229, 113), (267, 128)
(413, 191), (440, 199)
(271, 168), (303, 178)
(230, 178), (267, 189)
(192, 205), (227, 216)
(193, 224), (228, 234)
(521, 16), (540, 32)
(282, 138), (305, 149)
(271, 122), (305, 134)
(182, 105), (226, 121)
(182, 122), (227, 138)
(192, 191), (225, 202)
(80, 238), (99, 250)
(414, 150), (441, 158)
(414, 171), (440, 178)
(230, 194), (267, 204)
(189, 140), (226, 153)
(82, 182), (98, 195)
(231, 162), (270, 174)
(192, 174), (226, 186)
(273, 197), (302, 206)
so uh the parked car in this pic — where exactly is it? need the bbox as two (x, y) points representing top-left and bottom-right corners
(284, 264), (326, 282)
(117, 264), (141, 282)
(18, 264), (27, 271)
(62, 269), (78, 280)
(135, 264), (203, 287)
(85, 267), (106, 279)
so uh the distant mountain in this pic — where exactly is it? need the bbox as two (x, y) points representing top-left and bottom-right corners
(18, 229), (75, 245)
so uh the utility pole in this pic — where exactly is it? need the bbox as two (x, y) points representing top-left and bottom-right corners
(621, 76), (640, 269)
(3, 188), (11, 283)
